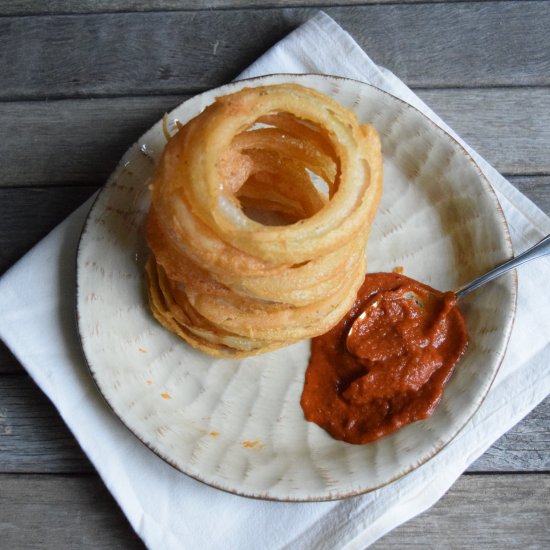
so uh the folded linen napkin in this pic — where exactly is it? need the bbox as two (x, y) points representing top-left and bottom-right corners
(1, 12), (549, 549)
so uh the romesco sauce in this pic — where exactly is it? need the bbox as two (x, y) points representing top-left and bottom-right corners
(300, 272), (468, 444)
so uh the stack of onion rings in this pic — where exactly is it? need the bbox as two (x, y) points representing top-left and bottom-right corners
(146, 83), (383, 357)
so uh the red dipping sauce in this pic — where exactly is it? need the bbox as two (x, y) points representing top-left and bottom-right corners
(300, 272), (468, 444)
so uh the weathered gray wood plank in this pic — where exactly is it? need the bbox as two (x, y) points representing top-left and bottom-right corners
(1, 3), (549, 99)
(0, 375), (548, 474)
(0, 376), (92, 473)
(469, 394), (550, 472)
(0, 0), (487, 17)
(508, 175), (550, 214)
(0, 186), (98, 275)
(0, 474), (144, 549)
(1, 89), (549, 189)
(417, 88), (550, 177)
(0, 96), (186, 188)
(373, 473), (550, 548)
(0, 473), (547, 548)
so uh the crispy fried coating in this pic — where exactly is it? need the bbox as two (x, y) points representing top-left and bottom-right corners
(146, 84), (383, 357)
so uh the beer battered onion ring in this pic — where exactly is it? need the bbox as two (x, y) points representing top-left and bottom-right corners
(146, 83), (383, 357)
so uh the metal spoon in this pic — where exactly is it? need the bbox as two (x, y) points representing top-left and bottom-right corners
(347, 233), (550, 349)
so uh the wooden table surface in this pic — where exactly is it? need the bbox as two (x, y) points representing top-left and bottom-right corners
(1, 1), (549, 548)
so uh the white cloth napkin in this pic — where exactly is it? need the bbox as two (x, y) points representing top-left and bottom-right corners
(1, 12), (549, 549)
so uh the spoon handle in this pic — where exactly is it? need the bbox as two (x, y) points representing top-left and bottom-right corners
(455, 233), (550, 300)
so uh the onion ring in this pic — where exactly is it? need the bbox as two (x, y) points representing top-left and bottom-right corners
(146, 83), (383, 357)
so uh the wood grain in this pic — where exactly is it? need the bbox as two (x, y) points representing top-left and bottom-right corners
(373, 474), (550, 548)
(0, 473), (547, 548)
(0, 474), (144, 549)
(0, 96), (186, 187)
(507, 175), (550, 214)
(0, 375), (548, 474)
(0, 186), (98, 275)
(1, 2), (549, 100)
(0, 376), (92, 473)
(1, 89), (549, 189)
(417, 88), (550, 176)
(0, 0), (488, 16)
(469, 396), (550, 472)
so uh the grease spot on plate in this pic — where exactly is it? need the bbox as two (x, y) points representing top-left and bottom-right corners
(242, 440), (264, 449)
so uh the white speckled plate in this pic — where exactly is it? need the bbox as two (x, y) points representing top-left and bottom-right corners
(76, 74), (516, 501)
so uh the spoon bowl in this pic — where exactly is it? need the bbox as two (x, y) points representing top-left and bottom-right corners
(347, 234), (550, 350)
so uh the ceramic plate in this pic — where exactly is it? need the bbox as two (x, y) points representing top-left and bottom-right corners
(77, 74), (516, 501)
